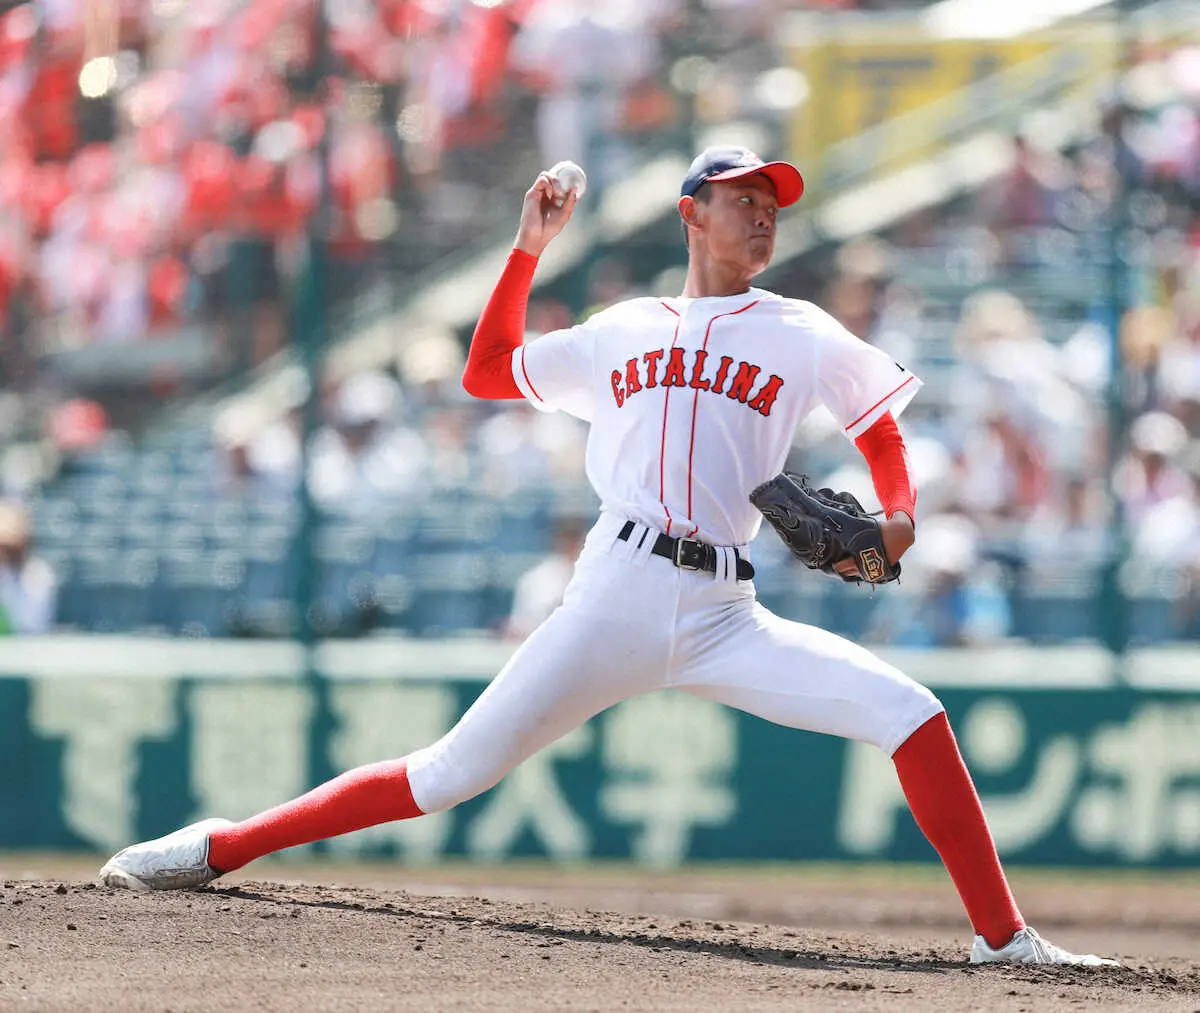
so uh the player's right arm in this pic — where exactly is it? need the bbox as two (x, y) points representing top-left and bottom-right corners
(461, 175), (578, 400)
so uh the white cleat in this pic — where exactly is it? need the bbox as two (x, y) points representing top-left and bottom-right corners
(98, 818), (234, 891)
(970, 926), (1120, 967)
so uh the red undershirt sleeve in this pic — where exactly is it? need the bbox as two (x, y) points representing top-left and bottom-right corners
(461, 248), (538, 400)
(854, 412), (916, 526)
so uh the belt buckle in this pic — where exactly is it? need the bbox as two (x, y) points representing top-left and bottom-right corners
(672, 538), (704, 571)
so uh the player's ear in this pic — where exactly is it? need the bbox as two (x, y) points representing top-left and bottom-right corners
(678, 195), (701, 235)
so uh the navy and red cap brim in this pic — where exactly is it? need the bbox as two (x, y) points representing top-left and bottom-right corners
(680, 146), (805, 208)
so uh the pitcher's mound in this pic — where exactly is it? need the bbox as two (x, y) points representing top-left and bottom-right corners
(2, 878), (1194, 1012)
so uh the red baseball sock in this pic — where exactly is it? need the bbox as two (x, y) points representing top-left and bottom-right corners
(206, 759), (423, 873)
(891, 712), (1025, 950)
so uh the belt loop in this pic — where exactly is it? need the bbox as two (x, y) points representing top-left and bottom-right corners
(714, 546), (731, 584)
(628, 522), (654, 565)
(613, 520), (639, 563)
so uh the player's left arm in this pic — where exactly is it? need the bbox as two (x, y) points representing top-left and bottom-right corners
(805, 302), (920, 575)
(850, 412), (916, 572)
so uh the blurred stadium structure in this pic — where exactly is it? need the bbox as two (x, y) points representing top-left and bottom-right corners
(0, 0), (1198, 652)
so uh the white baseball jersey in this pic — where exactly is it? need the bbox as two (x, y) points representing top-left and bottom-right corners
(511, 288), (921, 547)
(407, 285), (942, 819)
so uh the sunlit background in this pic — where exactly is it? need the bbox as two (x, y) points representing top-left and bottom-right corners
(0, 0), (1198, 869)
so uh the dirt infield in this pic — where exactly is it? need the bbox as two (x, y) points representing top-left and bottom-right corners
(1, 858), (1197, 1012)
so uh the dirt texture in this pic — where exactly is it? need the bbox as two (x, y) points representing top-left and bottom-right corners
(0, 860), (1198, 1012)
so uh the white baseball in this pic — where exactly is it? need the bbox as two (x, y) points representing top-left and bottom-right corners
(548, 160), (587, 205)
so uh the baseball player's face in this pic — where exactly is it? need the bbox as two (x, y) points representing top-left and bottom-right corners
(700, 176), (779, 275)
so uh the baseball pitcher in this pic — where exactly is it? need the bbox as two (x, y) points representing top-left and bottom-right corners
(99, 147), (1116, 967)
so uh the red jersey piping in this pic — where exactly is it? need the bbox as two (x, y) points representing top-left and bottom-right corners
(519, 345), (543, 403)
(658, 301), (681, 534)
(844, 375), (916, 432)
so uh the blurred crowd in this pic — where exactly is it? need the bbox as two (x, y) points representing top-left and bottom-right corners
(0, 0), (926, 409)
(790, 35), (1200, 646)
(207, 26), (1200, 647)
(0, 0), (802, 411)
(0, 1), (1198, 646)
(0, 0), (869, 480)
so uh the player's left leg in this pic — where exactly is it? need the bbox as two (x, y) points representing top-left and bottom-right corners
(672, 590), (1117, 966)
(99, 522), (681, 890)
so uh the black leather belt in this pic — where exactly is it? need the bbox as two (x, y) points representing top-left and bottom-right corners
(618, 521), (755, 580)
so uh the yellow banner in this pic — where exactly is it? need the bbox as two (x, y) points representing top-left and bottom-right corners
(787, 19), (1116, 192)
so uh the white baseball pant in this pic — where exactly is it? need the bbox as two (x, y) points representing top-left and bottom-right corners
(406, 512), (944, 814)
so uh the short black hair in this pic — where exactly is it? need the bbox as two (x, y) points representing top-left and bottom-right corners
(682, 181), (713, 249)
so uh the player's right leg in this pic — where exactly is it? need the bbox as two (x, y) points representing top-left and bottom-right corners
(99, 528), (676, 890)
(672, 593), (1118, 966)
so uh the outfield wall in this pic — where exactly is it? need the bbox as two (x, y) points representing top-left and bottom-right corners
(1, 638), (1198, 867)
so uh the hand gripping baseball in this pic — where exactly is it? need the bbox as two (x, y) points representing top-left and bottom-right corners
(750, 472), (902, 585)
(514, 164), (583, 258)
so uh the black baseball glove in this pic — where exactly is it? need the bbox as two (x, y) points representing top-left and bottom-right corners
(749, 473), (901, 584)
